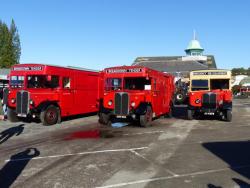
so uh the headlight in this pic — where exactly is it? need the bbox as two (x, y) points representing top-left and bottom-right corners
(195, 99), (200, 104)
(30, 100), (34, 105)
(131, 102), (136, 107)
(108, 100), (112, 106)
(11, 98), (16, 104)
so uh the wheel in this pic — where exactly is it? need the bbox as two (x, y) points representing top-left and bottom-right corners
(140, 106), (153, 127)
(40, 105), (60, 126)
(225, 109), (232, 122)
(98, 112), (110, 125)
(187, 109), (193, 120)
(7, 108), (19, 122)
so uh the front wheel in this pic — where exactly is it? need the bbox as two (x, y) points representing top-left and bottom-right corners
(140, 106), (153, 127)
(225, 109), (232, 122)
(98, 112), (111, 125)
(7, 108), (19, 122)
(40, 105), (60, 126)
(187, 109), (194, 120)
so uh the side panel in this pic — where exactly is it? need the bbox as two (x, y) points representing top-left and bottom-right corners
(73, 71), (99, 115)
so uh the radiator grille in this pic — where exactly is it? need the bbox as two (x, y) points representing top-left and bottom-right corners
(114, 92), (129, 115)
(16, 91), (30, 116)
(202, 93), (216, 109)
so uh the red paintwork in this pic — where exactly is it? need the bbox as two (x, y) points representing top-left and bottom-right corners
(8, 64), (103, 117)
(189, 90), (232, 108)
(102, 66), (175, 117)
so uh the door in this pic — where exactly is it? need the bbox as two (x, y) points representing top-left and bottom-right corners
(60, 76), (74, 116)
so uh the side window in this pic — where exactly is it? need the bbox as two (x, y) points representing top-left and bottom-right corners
(51, 76), (59, 88)
(63, 77), (71, 89)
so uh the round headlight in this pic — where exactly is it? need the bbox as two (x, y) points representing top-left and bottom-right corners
(131, 102), (136, 107)
(195, 99), (200, 104)
(30, 100), (34, 105)
(11, 98), (16, 104)
(108, 100), (112, 106)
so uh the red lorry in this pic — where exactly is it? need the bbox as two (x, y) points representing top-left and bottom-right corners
(6, 64), (103, 125)
(98, 66), (175, 127)
(187, 70), (233, 121)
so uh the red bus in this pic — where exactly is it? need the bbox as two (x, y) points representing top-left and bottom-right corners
(6, 64), (103, 125)
(99, 66), (175, 127)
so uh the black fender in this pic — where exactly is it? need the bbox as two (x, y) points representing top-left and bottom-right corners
(222, 102), (232, 110)
(36, 101), (60, 112)
(135, 102), (152, 115)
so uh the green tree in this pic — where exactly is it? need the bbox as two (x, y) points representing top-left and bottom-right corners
(10, 19), (21, 64)
(0, 19), (21, 68)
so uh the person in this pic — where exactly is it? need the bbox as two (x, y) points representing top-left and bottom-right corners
(1, 88), (8, 120)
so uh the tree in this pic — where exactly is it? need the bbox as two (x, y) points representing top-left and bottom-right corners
(0, 19), (21, 68)
(10, 19), (21, 65)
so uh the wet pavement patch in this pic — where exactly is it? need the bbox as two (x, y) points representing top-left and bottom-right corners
(64, 129), (123, 140)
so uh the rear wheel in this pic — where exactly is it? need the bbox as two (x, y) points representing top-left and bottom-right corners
(98, 112), (111, 125)
(7, 108), (19, 122)
(40, 105), (60, 126)
(187, 109), (194, 120)
(165, 104), (173, 118)
(140, 106), (153, 127)
(225, 109), (232, 122)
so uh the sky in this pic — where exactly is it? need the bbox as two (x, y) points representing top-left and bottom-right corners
(0, 0), (249, 70)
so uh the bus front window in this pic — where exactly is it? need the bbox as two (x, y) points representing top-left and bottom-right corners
(124, 77), (151, 90)
(210, 79), (229, 90)
(27, 75), (59, 89)
(10, 76), (25, 88)
(105, 78), (122, 91)
(191, 80), (209, 91)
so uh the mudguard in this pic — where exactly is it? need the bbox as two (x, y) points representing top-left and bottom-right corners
(135, 102), (151, 115)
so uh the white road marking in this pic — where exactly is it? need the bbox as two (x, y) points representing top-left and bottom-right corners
(130, 150), (178, 177)
(96, 164), (250, 188)
(5, 147), (148, 162)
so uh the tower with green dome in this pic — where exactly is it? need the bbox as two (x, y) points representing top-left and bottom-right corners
(185, 30), (204, 56)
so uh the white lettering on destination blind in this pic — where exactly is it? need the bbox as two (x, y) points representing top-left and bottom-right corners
(193, 72), (227, 76)
(106, 68), (142, 73)
(13, 66), (43, 71)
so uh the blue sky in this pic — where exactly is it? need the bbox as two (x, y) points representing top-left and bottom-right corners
(1, 0), (249, 70)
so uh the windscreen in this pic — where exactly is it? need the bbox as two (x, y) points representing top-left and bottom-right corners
(124, 77), (151, 90)
(191, 80), (209, 91)
(27, 75), (59, 89)
(210, 79), (229, 90)
(10, 76), (25, 88)
(105, 78), (122, 91)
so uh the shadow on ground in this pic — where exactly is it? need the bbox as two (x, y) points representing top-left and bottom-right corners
(0, 148), (40, 188)
(0, 124), (25, 144)
(204, 141), (250, 187)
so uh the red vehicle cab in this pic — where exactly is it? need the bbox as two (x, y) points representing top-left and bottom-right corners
(187, 70), (233, 121)
(6, 64), (102, 125)
(99, 66), (175, 127)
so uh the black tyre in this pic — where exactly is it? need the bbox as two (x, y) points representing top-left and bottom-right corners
(140, 106), (153, 127)
(98, 112), (110, 125)
(7, 108), (19, 122)
(187, 109), (193, 120)
(225, 109), (232, 122)
(40, 105), (60, 126)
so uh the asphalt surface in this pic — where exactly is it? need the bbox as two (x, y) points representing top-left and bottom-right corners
(0, 98), (250, 188)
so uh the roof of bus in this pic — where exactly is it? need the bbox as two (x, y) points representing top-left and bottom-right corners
(12, 63), (100, 73)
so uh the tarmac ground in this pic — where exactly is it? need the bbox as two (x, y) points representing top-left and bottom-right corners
(0, 98), (250, 188)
